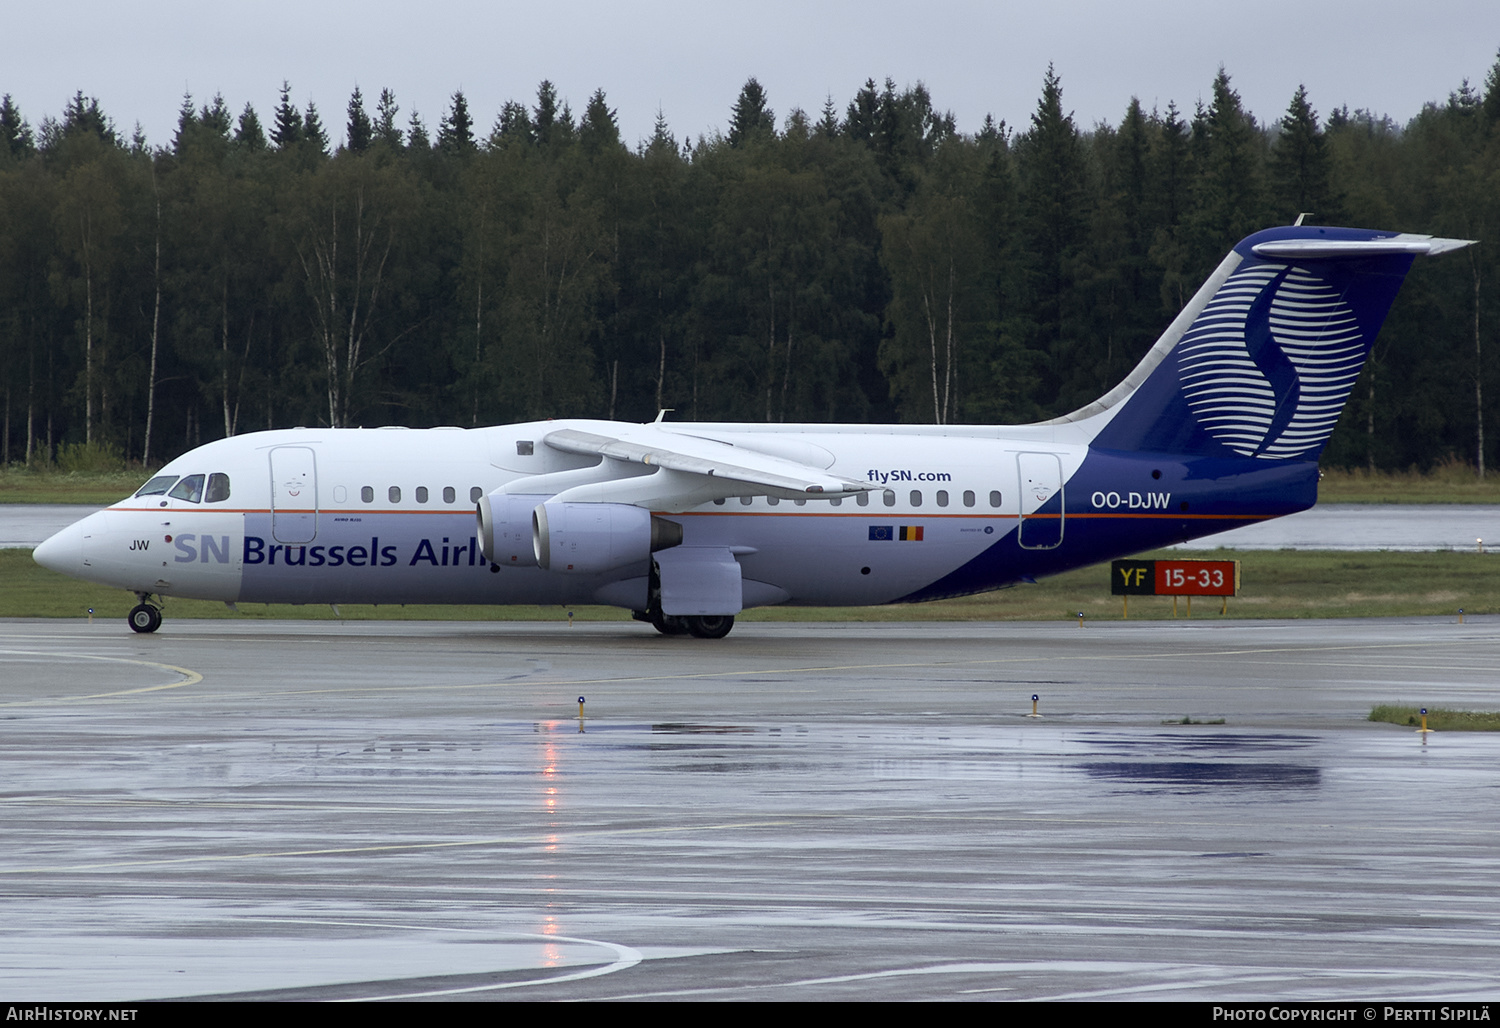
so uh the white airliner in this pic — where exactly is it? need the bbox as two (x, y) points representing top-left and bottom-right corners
(34, 225), (1470, 637)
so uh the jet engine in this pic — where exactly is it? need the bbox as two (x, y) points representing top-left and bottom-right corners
(532, 501), (683, 573)
(476, 492), (550, 566)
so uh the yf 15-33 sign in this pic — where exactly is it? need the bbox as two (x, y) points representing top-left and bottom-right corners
(1111, 559), (1241, 597)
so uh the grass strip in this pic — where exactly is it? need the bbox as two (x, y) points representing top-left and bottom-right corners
(1368, 705), (1500, 731)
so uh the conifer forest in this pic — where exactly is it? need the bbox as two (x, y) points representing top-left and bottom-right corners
(1, 64), (1497, 474)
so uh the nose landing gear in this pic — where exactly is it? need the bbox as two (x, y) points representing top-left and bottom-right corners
(128, 596), (163, 634)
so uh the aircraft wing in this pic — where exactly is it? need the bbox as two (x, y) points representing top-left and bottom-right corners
(542, 427), (870, 507)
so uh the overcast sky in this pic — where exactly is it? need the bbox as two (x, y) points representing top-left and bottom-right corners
(9, 1), (1500, 149)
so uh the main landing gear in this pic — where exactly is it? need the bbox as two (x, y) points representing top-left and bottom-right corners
(683, 614), (735, 639)
(636, 561), (736, 638)
(634, 609), (737, 639)
(128, 594), (163, 634)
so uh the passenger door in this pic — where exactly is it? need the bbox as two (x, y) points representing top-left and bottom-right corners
(1016, 452), (1064, 549)
(270, 446), (318, 544)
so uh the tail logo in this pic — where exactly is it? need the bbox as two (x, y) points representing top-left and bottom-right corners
(1177, 263), (1365, 459)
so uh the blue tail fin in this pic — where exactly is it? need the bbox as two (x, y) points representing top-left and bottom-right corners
(1076, 226), (1471, 459)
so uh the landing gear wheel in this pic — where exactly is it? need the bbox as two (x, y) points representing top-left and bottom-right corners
(128, 603), (162, 634)
(650, 610), (690, 636)
(685, 615), (735, 639)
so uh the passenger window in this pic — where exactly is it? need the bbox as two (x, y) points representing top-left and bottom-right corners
(389, 486), (401, 503)
(936, 490), (948, 507)
(443, 486), (456, 504)
(794, 499), (806, 506)
(416, 486), (429, 504)
(767, 497), (779, 506)
(205, 473), (231, 503)
(910, 490), (922, 507)
(857, 492), (870, 507)
(361, 486), (374, 503)
(169, 475), (205, 503)
(470, 486), (482, 503)
(989, 490), (1002, 508)
(740, 496), (753, 506)
(713, 498), (726, 505)
(830, 497), (842, 506)
(883, 489), (896, 507)
(135, 475), (178, 497)
(963, 490), (975, 507)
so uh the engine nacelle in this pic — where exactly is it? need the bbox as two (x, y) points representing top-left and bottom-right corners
(532, 501), (682, 574)
(476, 492), (550, 567)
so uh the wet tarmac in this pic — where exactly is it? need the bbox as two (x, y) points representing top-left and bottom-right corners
(2, 617), (1497, 1001)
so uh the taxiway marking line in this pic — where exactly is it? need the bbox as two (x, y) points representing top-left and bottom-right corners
(352, 937), (644, 1000)
(0, 649), (202, 704)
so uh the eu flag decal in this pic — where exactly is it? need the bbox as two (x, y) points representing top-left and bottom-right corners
(870, 525), (922, 541)
(869, 525), (893, 541)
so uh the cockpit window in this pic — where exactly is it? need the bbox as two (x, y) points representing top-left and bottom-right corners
(205, 473), (231, 503)
(134, 475), (179, 497)
(168, 474), (205, 503)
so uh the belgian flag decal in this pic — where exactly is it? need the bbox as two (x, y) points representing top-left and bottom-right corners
(869, 525), (924, 541)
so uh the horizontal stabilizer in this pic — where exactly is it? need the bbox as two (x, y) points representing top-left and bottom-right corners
(1251, 233), (1474, 259)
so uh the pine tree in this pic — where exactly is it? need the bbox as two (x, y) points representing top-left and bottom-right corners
(406, 110), (430, 151)
(1483, 47), (1500, 128)
(302, 101), (330, 156)
(346, 86), (372, 153)
(579, 88), (619, 153)
(0, 94), (33, 158)
(645, 108), (675, 154)
(727, 78), (774, 147)
(62, 92), (115, 145)
(374, 88), (402, 149)
(1147, 100), (1193, 311)
(816, 96), (840, 140)
(1273, 85), (1339, 223)
(1017, 65), (1091, 408)
(1188, 68), (1267, 274)
(171, 92), (196, 155)
(438, 90), (474, 155)
(493, 100), (532, 146)
(272, 83), (302, 149)
(202, 94), (231, 139)
(235, 104), (267, 150)
(534, 81), (560, 146)
(845, 79), (879, 143)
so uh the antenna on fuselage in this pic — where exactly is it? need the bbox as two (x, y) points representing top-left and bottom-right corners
(1293, 212), (1314, 226)
(654, 409), (673, 423)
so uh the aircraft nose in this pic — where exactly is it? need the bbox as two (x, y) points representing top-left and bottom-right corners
(33, 519), (88, 577)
